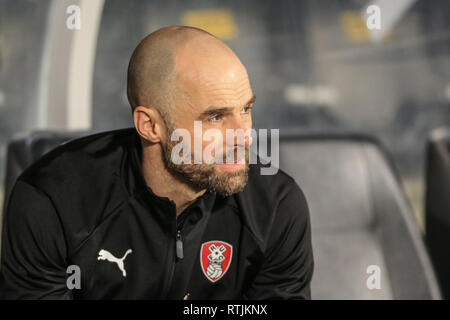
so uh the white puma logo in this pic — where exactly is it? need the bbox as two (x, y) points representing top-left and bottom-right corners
(97, 249), (132, 277)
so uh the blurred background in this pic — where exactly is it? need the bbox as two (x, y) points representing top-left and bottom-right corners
(0, 0), (449, 299)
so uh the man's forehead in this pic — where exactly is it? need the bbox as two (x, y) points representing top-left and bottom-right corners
(202, 92), (255, 110)
(176, 55), (248, 83)
(177, 67), (252, 106)
(171, 39), (253, 114)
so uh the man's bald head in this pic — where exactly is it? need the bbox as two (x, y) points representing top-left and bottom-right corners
(127, 25), (238, 126)
(130, 26), (254, 197)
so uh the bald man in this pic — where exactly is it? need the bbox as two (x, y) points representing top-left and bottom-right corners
(0, 26), (313, 300)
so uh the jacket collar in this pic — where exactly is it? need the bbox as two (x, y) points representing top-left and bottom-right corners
(120, 128), (217, 226)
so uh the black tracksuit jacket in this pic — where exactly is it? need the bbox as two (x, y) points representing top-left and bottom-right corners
(0, 127), (314, 299)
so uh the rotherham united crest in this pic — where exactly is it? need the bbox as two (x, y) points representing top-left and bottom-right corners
(200, 241), (233, 283)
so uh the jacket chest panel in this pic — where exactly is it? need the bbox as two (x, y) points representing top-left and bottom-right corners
(70, 202), (262, 299)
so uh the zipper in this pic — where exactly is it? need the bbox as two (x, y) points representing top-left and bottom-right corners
(164, 212), (188, 298)
(176, 230), (184, 259)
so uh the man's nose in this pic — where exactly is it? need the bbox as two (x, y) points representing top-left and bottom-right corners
(226, 117), (252, 147)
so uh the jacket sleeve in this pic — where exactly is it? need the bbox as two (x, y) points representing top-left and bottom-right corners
(244, 182), (314, 300)
(0, 180), (73, 299)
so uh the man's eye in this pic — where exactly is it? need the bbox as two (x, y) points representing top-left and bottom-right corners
(241, 106), (252, 114)
(209, 114), (222, 122)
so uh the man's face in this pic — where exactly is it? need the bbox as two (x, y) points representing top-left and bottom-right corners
(161, 46), (254, 196)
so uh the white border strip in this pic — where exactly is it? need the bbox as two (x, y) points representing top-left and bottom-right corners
(67, 0), (105, 130)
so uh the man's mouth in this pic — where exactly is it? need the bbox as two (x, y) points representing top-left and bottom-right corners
(216, 158), (246, 171)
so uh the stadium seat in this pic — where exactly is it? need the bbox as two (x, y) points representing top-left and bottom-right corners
(279, 131), (441, 299)
(425, 127), (450, 299)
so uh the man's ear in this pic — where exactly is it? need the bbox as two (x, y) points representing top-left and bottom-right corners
(133, 105), (167, 143)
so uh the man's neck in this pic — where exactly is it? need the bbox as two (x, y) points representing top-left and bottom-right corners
(140, 140), (206, 216)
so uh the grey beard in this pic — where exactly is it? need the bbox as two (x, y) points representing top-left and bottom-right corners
(161, 133), (249, 197)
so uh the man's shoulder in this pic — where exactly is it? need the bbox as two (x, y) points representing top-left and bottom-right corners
(7, 128), (137, 258)
(244, 160), (298, 202)
(18, 127), (136, 194)
(233, 161), (307, 246)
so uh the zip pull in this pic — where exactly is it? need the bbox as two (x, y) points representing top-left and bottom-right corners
(176, 230), (184, 260)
